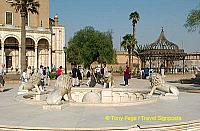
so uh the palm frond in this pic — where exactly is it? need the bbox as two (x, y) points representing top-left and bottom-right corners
(11, 0), (39, 14)
(129, 11), (140, 24)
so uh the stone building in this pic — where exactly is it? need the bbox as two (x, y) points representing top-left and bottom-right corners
(116, 51), (139, 66)
(0, 0), (65, 72)
(185, 52), (200, 69)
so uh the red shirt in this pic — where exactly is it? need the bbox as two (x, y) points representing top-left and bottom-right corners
(57, 68), (62, 76)
(124, 67), (129, 77)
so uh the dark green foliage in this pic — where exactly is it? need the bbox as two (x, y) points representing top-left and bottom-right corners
(129, 11), (140, 25)
(67, 26), (115, 67)
(49, 72), (56, 79)
(121, 34), (137, 68)
(184, 6), (200, 33)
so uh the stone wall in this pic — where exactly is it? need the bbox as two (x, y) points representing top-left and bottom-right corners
(70, 88), (146, 103)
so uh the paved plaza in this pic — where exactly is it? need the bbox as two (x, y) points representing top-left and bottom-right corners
(0, 75), (200, 130)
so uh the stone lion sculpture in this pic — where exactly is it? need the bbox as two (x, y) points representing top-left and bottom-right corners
(46, 74), (73, 105)
(104, 72), (114, 88)
(148, 73), (179, 96)
(18, 72), (43, 94)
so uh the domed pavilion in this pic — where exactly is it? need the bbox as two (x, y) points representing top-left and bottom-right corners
(139, 28), (187, 73)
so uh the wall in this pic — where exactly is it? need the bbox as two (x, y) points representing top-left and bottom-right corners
(0, 0), (49, 28)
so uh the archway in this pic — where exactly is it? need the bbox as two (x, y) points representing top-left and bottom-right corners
(4, 37), (19, 71)
(26, 38), (35, 67)
(38, 38), (49, 67)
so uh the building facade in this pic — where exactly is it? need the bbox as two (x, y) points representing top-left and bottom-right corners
(0, 0), (65, 71)
(185, 52), (200, 69)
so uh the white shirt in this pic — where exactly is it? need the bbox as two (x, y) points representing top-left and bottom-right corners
(22, 72), (28, 83)
(39, 68), (43, 75)
(104, 67), (108, 75)
(96, 67), (101, 73)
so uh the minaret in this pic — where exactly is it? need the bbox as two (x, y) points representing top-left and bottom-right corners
(54, 15), (58, 26)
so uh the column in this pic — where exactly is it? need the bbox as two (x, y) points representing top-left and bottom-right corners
(18, 46), (21, 72)
(48, 48), (51, 70)
(1, 44), (4, 64)
(34, 45), (38, 70)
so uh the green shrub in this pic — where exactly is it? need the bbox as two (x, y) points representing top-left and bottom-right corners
(49, 72), (57, 79)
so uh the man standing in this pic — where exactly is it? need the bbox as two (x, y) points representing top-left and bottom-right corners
(95, 65), (101, 84)
(124, 66), (129, 86)
(72, 65), (78, 87)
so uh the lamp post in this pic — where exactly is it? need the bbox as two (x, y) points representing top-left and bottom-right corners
(63, 46), (67, 74)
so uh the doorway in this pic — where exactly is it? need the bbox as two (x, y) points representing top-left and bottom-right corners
(6, 56), (12, 68)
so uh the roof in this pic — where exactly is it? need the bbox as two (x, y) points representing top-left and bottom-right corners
(139, 28), (187, 59)
(147, 28), (179, 50)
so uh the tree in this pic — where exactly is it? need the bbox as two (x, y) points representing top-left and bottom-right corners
(184, 6), (200, 33)
(11, 0), (39, 72)
(129, 11), (140, 38)
(67, 26), (115, 68)
(121, 34), (137, 68)
(129, 11), (140, 69)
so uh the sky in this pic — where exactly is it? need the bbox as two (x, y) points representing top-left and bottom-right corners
(49, 0), (200, 53)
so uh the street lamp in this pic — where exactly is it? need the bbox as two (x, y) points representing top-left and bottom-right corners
(63, 46), (67, 74)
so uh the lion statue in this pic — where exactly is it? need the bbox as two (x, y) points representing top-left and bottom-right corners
(46, 74), (74, 105)
(148, 73), (179, 96)
(18, 72), (43, 94)
(103, 72), (114, 88)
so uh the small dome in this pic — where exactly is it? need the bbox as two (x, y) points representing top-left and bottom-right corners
(82, 92), (101, 103)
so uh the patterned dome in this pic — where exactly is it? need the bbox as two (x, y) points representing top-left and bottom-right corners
(147, 28), (179, 50)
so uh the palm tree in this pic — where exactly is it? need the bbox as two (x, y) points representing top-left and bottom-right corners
(129, 11), (140, 38)
(129, 11), (140, 70)
(121, 34), (137, 68)
(11, 0), (39, 72)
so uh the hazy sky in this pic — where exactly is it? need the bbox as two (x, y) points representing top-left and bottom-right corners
(49, 0), (200, 53)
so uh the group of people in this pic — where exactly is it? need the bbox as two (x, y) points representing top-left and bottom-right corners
(71, 65), (84, 87)
(21, 65), (51, 90)
(21, 65), (64, 87)
(0, 63), (131, 92)
(71, 64), (112, 88)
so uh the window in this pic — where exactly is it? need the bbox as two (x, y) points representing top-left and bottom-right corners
(6, 12), (13, 25)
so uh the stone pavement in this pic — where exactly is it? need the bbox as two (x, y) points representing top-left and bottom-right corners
(0, 76), (200, 130)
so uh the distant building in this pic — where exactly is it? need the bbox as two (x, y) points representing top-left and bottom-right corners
(185, 52), (200, 68)
(0, 0), (65, 71)
(116, 51), (139, 66)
